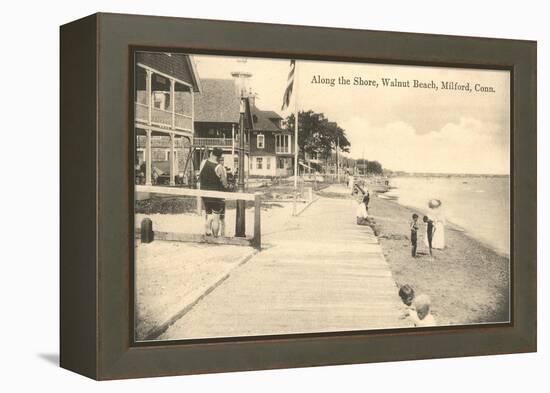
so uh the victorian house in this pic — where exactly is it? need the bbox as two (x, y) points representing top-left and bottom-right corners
(193, 78), (252, 174)
(134, 52), (202, 185)
(193, 78), (293, 178)
(135, 62), (295, 185)
(248, 106), (294, 177)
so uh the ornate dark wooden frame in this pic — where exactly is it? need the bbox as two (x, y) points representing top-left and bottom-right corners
(60, 13), (537, 380)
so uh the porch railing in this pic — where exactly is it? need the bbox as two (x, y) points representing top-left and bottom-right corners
(194, 137), (249, 149)
(136, 135), (189, 149)
(275, 146), (292, 154)
(135, 102), (193, 132)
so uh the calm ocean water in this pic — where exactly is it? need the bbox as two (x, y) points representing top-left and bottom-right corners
(386, 176), (510, 255)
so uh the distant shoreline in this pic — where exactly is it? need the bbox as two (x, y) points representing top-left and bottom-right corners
(387, 173), (510, 178)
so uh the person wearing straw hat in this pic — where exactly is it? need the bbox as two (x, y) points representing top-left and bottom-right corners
(424, 199), (446, 251)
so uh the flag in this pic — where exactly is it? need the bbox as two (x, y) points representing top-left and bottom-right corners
(281, 60), (295, 110)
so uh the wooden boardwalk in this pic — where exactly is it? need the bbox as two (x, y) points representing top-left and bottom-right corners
(160, 185), (410, 340)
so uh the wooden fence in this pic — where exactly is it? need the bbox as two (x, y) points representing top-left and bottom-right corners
(136, 185), (262, 249)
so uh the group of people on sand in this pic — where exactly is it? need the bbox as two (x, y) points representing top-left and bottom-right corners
(353, 180), (446, 260)
(351, 180), (441, 327)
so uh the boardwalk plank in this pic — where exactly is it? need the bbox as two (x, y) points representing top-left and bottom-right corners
(160, 185), (411, 340)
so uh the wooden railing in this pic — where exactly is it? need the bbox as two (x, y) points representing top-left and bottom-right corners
(136, 135), (188, 148)
(136, 185), (262, 249)
(135, 102), (193, 132)
(275, 146), (292, 154)
(193, 137), (249, 150)
(194, 137), (233, 147)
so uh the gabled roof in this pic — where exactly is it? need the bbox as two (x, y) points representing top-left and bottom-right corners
(194, 79), (241, 123)
(136, 52), (201, 92)
(193, 78), (285, 132)
(250, 106), (284, 132)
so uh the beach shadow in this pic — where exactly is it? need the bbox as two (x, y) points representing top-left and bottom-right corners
(38, 353), (59, 366)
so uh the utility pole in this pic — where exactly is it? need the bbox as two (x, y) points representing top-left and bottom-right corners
(235, 98), (246, 237)
(293, 63), (300, 190)
(231, 60), (251, 237)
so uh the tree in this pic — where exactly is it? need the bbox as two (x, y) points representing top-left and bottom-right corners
(367, 160), (383, 175)
(355, 159), (383, 175)
(285, 110), (351, 160)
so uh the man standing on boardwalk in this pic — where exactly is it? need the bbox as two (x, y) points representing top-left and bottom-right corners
(199, 148), (228, 237)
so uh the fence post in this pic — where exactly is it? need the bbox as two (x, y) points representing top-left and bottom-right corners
(196, 196), (202, 215)
(141, 218), (154, 243)
(308, 187), (313, 202)
(253, 192), (261, 249)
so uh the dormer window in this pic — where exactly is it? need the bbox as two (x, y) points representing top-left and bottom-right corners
(271, 118), (282, 128)
(257, 134), (265, 149)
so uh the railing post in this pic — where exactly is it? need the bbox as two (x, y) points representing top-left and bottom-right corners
(170, 79), (176, 130)
(146, 69), (153, 126)
(253, 192), (261, 249)
(231, 123), (235, 172)
(191, 90), (195, 134)
(145, 69), (153, 186)
(169, 132), (175, 186)
(145, 129), (152, 186)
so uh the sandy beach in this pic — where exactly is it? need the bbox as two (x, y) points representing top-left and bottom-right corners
(368, 192), (510, 326)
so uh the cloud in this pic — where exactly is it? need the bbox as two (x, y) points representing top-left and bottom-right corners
(342, 117), (509, 174)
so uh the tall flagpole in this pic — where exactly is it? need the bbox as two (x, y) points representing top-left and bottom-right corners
(293, 61), (299, 190)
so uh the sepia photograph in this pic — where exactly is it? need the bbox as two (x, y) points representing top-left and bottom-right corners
(133, 51), (510, 342)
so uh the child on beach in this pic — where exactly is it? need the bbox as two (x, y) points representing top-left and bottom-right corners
(410, 214), (420, 257)
(398, 284), (415, 321)
(408, 294), (437, 327)
(423, 215), (435, 257)
(398, 284), (415, 307)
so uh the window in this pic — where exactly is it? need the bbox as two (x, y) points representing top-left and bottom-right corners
(136, 149), (145, 165)
(276, 134), (291, 153)
(153, 91), (169, 110)
(166, 150), (177, 162)
(278, 158), (285, 169)
(266, 157), (271, 170)
(256, 157), (263, 169)
(257, 134), (265, 149)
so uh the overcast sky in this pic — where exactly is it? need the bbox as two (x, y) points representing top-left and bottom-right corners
(193, 54), (510, 175)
